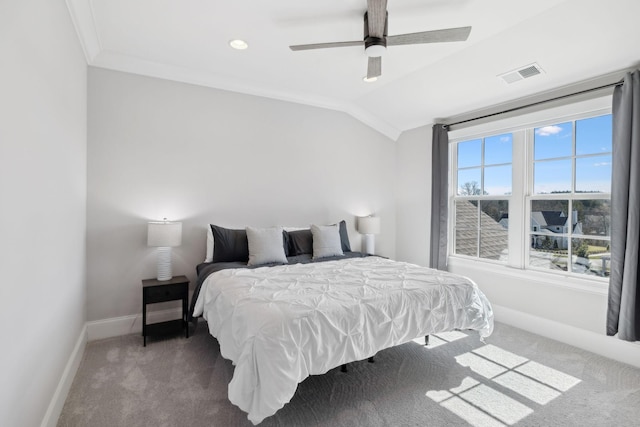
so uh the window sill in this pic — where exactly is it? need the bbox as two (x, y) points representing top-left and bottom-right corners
(447, 256), (608, 296)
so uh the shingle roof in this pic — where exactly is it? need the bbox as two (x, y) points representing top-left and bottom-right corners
(455, 200), (508, 260)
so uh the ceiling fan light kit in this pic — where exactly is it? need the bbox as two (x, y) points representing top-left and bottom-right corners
(289, 0), (471, 79)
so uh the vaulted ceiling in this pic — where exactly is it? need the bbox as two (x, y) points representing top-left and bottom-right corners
(67, 0), (640, 140)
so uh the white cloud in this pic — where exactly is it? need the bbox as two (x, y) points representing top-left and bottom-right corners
(593, 162), (611, 167)
(500, 136), (511, 143)
(535, 125), (563, 136)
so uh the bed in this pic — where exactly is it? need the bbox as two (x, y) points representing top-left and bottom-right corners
(190, 223), (494, 424)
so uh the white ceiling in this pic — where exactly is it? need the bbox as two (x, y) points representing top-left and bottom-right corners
(67, 0), (640, 140)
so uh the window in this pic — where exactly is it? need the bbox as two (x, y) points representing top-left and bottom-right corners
(453, 134), (512, 261)
(449, 100), (612, 281)
(530, 115), (612, 277)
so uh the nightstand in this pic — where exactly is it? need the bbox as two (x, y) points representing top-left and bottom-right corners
(142, 275), (189, 346)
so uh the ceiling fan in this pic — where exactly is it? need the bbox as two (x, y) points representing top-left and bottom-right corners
(289, 0), (471, 79)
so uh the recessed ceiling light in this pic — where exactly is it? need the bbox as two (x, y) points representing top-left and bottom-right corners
(229, 39), (248, 50)
(363, 76), (378, 83)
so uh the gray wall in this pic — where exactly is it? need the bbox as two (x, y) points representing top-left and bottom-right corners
(0, 1), (87, 426)
(87, 67), (397, 323)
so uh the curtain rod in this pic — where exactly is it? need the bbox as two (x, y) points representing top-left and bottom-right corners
(445, 79), (624, 128)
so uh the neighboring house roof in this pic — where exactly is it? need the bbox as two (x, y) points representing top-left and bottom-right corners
(455, 201), (508, 261)
(539, 211), (568, 227)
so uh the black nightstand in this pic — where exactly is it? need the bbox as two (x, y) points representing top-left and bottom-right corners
(142, 275), (189, 346)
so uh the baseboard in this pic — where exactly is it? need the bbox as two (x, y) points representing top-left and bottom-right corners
(40, 323), (87, 427)
(493, 303), (640, 369)
(87, 307), (184, 341)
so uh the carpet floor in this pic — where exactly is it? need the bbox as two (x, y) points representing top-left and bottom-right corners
(57, 321), (640, 427)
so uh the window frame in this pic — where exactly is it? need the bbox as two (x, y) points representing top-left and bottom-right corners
(448, 96), (612, 284)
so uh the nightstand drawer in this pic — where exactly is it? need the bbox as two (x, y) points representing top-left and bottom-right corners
(144, 283), (185, 303)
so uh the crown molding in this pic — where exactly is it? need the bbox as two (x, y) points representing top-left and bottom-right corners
(65, 0), (101, 62)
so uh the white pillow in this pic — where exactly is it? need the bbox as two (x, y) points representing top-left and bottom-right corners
(206, 225), (308, 263)
(205, 225), (214, 263)
(310, 224), (344, 259)
(246, 226), (288, 266)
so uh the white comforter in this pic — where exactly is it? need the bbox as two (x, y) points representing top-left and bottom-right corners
(193, 256), (493, 424)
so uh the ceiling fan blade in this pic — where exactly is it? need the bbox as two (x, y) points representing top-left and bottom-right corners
(367, 0), (388, 38)
(289, 40), (363, 51)
(387, 26), (472, 46)
(367, 56), (381, 79)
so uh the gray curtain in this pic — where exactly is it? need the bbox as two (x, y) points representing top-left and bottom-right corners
(430, 124), (449, 270)
(607, 70), (640, 341)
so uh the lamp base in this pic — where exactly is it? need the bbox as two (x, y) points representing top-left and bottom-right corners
(363, 234), (375, 255)
(156, 247), (173, 281)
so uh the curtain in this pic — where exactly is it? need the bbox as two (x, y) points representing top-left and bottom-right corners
(607, 70), (640, 341)
(430, 124), (449, 270)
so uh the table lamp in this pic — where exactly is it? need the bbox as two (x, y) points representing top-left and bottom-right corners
(358, 216), (381, 255)
(147, 219), (182, 281)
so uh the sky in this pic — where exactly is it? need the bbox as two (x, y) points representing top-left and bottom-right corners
(457, 114), (612, 195)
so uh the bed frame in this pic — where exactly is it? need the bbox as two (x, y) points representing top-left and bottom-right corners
(340, 335), (430, 372)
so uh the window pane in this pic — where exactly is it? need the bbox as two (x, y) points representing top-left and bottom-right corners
(534, 159), (572, 194)
(484, 165), (512, 195)
(534, 122), (572, 160)
(529, 237), (568, 272)
(455, 200), (478, 256)
(530, 200), (569, 271)
(574, 199), (611, 237)
(531, 200), (569, 235)
(572, 238), (610, 277)
(576, 115), (612, 155)
(479, 201), (509, 261)
(458, 168), (482, 195)
(458, 139), (482, 168)
(484, 133), (512, 165)
(576, 155), (611, 193)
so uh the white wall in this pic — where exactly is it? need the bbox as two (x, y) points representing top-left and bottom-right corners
(0, 1), (87, 426)
(395, 125), (432, 266)
(87, 67), (397, 324)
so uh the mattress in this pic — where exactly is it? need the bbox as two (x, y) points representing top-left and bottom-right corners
(192, 256), (493, 424)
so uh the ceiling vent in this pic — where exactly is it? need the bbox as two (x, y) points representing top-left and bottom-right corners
(498, 63), (544, 84)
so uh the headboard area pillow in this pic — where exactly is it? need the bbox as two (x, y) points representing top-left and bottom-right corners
(211, 225), (249, 263)
(337, 220), (351, 252)
(205, 226), (214, 263)
(246, 226), (288, 266)
(311, 224), (344, 259)
(206, 220), (352, 262)
(287, 229), (313, 256)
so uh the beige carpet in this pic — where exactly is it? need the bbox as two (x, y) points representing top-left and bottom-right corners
(57, 321), (640, 426)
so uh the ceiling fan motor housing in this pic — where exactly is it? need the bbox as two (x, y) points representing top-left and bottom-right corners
(364, 11), (388, 57)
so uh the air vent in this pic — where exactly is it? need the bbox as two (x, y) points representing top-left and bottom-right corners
(498, 63), (544, 84)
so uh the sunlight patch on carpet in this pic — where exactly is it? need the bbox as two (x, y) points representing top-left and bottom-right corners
(441, 396), (506, 427)
(426, 343), (582, 426)
(515, 360), (581, 392)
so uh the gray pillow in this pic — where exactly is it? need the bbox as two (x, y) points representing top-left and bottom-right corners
(246, 226), (288, 266)
(287, 229), (313, 255)
(310, 224), (344, 259)
(211, 225), (248, 263)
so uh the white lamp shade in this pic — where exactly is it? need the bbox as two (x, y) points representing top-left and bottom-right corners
(147, 221), (182, 247)
(358, 216), (381, 235)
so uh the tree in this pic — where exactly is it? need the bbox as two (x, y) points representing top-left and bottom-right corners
(459, 181), (487, 196)
(574, 241), (590, 258)
(541, 236), (553, 250)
